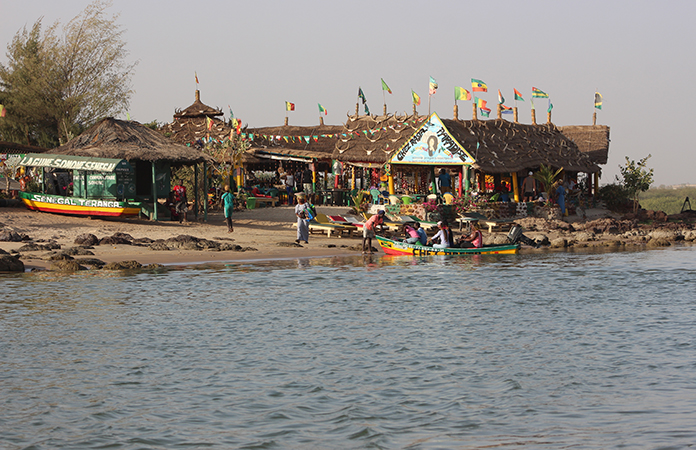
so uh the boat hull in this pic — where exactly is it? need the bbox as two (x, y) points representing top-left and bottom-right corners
(20, 192), (141, 217)
(376, 236), (519, 256)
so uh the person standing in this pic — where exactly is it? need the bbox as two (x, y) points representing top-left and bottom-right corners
(437, 169), (451, 194)
(173, 179), (188, 223)
(221, 185), (234, 233)
(522, 171), (536, 202)
(555, 180), (567, 217)
(302, 166), (313, 195)
(362, 210), (385, 254)
(295, 193), (310, 244)
(285, 172), (295, 205)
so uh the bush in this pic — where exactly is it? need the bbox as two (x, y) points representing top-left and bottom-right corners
(598, 183), (633, 212)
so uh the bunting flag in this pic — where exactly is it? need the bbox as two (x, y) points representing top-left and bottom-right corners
(429, 76), (438, 95)
(195, 72), (199, 84)
(498, 90), (505, 104)
(514, 88), (524, 101)
(479, 107), (491, 118)
(412, 90), (421, 106)
(285, 101), (295, 111)
(501, 105), (513, 114)
(0, 104), (5, 117)
(471, 78), (488, 92)
(381, 78), (392, 94)
(318, 103), (327, 115)
(547, 102), (553, 113)
(454, 86), (471, 101)
(594, 92), (603, 110)
(206, 116), (213, 131)
(358, 87), (366, 104)
(532, 87), (548, 98)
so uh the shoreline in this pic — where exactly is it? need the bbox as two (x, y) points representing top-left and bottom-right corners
(1, 205), (695, 272)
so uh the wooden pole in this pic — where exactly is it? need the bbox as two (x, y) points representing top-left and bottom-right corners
(464, 166), (470, 194)
(547, 110), (552, 124)
(355, 103), (359, 115)
(531, 108), (537, 125)
(284, 116), (289, 126)
(388, 174), (395, 195)
(351, 166), (356, 190)
(472, 102), (478, 121)
(513, 106), (519, 123)
(454, 103), (459, 120)
(203, 161), (208, 222)
(319, 116), (324, 126)
(512, 172), (520, 202)
(194, 164), (199, 220)
(594, 172), (599, 197)
(151, 162), (158, 221)
(497, 104), (502, 119)
(593, 111), (597, 125)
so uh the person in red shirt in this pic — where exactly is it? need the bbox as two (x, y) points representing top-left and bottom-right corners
(362, 210), (385, 254)
(172, 180), (187, 223)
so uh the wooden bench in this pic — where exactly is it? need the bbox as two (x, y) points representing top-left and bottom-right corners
(483, 220), (516, 233)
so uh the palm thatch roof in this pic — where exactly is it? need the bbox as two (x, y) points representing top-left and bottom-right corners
(333, 114), (600, 173)
(559, 125), (610, 165)
(52, 117), (212, 164)
(248, 124), (343, 160)
(161, 90), (233, 144)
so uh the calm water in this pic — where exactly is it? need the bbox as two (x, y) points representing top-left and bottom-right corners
(2, 247), (696, 449)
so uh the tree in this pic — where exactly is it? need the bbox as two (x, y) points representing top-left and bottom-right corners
(617, 155), (654, 212)
(532, 164), (563, 202)
(0, 0), (137, 146)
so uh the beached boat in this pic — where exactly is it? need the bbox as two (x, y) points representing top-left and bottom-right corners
(20, 192), (141, 217)
(376, 235), (519, 256)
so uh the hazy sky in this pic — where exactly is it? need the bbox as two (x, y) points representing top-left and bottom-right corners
(2, 0), (695, 186)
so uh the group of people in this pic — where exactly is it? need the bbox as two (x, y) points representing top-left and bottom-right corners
(281, 167), (314, 206)
(402, 220), (482, 249)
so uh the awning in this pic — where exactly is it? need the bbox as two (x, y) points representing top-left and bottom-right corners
(18, 153), (132, 173)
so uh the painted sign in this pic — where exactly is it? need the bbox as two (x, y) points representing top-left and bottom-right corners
(391, 113), (475, 165)
(19, 192), (141, 217)
(19, 153), (132, 173)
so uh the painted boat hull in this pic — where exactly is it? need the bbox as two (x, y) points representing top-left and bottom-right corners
(376, 236), (519, 256)
(20, 192), (141, 217)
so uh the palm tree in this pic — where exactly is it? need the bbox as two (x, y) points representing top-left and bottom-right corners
(532, 164), (563, 203)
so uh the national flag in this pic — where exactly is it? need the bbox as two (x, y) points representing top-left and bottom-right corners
(206, 116), (213, 130)
(501, 105), (513, 114)
(429, 76), (438, 95)
(594, 92), (603, 110)
(364, 104), (370, 115)
(318, 103), (327, 115)
(476, 98), (488, 109)
(514, 88), (524, 101)
(532, 87), (548, 98)
(229, 105), (234, 119)
(285, 101), (295, 111)
(479, 107), (491, 118)
(412, 90), (421, 106)
(236, 118), (242, 135)
(358, 87), (366, 104)
(547, 102), (553, 113)
(0, 104), (5, 117)
(498, 89), (505, 104)
(381, 78), (392, 94)
(454, 86), (471, 101)
(471, 78), (488, 92)
(195, 72), (199, 84)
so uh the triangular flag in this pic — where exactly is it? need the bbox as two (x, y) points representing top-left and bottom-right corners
(318, 103), (327, 115)
(498, 90), (505, 105)
(514, 88), (524, 101)
(381, 78), (392, 94)
(412, 90), (421, 106)
(429, 77), (438, 95)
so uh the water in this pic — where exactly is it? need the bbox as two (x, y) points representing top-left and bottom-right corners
(2, 247), (696, 449)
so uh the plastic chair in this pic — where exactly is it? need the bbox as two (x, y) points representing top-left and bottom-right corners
(370, 188), (381, 204)
(388, 195), (401, 205)
(401, 195), (413, 205)
(443, 193), (455, 205)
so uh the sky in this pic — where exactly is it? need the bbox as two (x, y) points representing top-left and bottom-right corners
(1, 0), (695, 187)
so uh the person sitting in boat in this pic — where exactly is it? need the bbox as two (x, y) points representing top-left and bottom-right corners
(405, 222), (428, 246)
(403, 223), (420, 244)
(457, 222), (483, 248)
(427, 221), (453, 248)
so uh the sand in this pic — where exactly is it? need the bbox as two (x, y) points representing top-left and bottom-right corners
(0, 205), (366, 270)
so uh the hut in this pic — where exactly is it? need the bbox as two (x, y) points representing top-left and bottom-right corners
(22, 117), (212, 220)
(245, 123), (343, 203)
(559, 124), (610, 193)
(333, 112), (600, 202)
(161, 90), (230, 144)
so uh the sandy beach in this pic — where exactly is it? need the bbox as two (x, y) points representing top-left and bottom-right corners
(0, 205), (367, 271)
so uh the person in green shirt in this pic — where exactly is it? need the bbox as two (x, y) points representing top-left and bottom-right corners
(221, 185), (234, 233)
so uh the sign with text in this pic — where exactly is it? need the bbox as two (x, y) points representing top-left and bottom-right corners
(390, 113), (475, 165)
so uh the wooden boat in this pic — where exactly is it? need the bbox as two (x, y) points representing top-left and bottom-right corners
(20, 192), (141, 217)
(376, 235), (519, 256)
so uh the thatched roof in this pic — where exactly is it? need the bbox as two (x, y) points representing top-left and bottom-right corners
(248, 123), (343, 160)
(173, 90), (223, 119)
(332, 114), (600, 173)
(559, 125), (610, 165)
(52, 117), (212, 164)
(0, 140), (49, 155)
